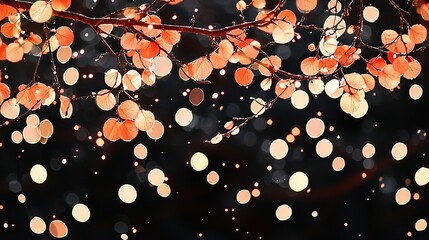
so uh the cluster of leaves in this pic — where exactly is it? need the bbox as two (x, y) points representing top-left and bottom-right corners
(0, 0), (428, 144)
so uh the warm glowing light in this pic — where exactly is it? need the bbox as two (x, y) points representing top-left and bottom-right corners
(30, 164), (47, 184)
(391, 142), (407, 161)
(30, 216), (46, 234)
(269, 139), (288, 160)
(148, 168), (165, 186)
(316, 138), (333, 158)
(415, 167), (429, 186)
(72, 203), (90, 223)
(332, 157), (345, 171)
(276, 204), (292, 221)
(49, 220), (68, 238)
(362, 143), (376, 158)
(190, 152), (209, 171)
(395, 187), (411, 205)
(306, 118), (325, 138)
(118, 184), (137, 204)
(207, 171), (219, 185)
(236, 189), (251, 204)
(134, 144), (148, 160)
(175, 108), (193, 127)
(289, 171), (309, 192)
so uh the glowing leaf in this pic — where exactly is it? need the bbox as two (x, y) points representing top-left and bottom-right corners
(103, 118), (121, 142)
(378, 64), (401, 90)
(119, 120), (139, 142)
(59, 95), (72, 118)
(120, 33), (138, 50)
(104, 69), (122, 88)
(381, 29), (398, 46)
(135, 110), (155, 131)
(6, 43), (23, 63)
(29, 1), (53, 23)
(260, 78), (272, 91)
(0, 4), (18, 21)
(142, 69), (156, 86)
(161, 30), (181, 45)
(218, 39), (234, 60)
(277, 9), (297, 25)
(308, 78), (324, 95)
(362, 74), (375, 92)
(0, 98), (19, 119)
(209, 53), (228, 69)
(234, 67), (254, 86)
(118, 100), (139, 120)
(344, 73), (364, 90)
(272, 22), (294, 44)
(51, 0), (71, 11)
(210, 133), (223, 144)
(396, 35), (415, 54)
(187, 57), (213, 81)
(227, 29), (246, 45)
(340, 92), (361, 114)
(409, 24), (427, 44)
(300, 57), (319, 76)
(392, 56), (409, 74)
(122, 69), (142, 91)
(55, 26), (74, 47)
(403, 58), (422, 80)
(367, 57), (387, 76)
(95, 89), (116, 111)
(275, 79), (295, 99)
(0, 82), (10, 104)
(137, 40), (160, 58)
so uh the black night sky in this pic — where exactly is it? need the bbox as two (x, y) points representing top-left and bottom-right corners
(1, 0), (429, 239)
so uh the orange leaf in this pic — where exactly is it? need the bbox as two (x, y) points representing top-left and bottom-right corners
(135, 110), (155, 131)
(340, 92), (361, 114)
(378, 64), (401, 90)
(409, 24), (427, 44)
(392, 56), (409, 74)
(95, 89), (116, 111)
(272, 21), (294, 44)
(55, 26), (74, 47)
(187, 57), (213, 81)
(0, 4), (18, 21)
(234, 67), (254, 86)
(209, 53), (228, 69)
(16, 85), (38, 110)
(227, 29), (246, 45)
(344, 73), (364, 90)
(300, 57), (319, 76)
(367, 57), (386, 76)
(403, 58), (422, 80)
(160, 30), (181, 45)
(51, 0), (71, 11)
(1, 22), (20, 38)
(277, 9), (297, 25)
(119, 120), (139, 141)
(59, 95), (73, 118)
(120, 32), (138, 50)
(6, 42), (23, 63)
(103, 118), (121, 142)
(275, 79), (295, 99)
(362, 74), (375, 92)
(218, 39), (234, 60)
(118, 100), (139, 120)
(0, 82), (10, 105)
(137, 40), (160, 58)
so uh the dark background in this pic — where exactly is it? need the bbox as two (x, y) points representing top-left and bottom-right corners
(1, 0), (429, 239)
